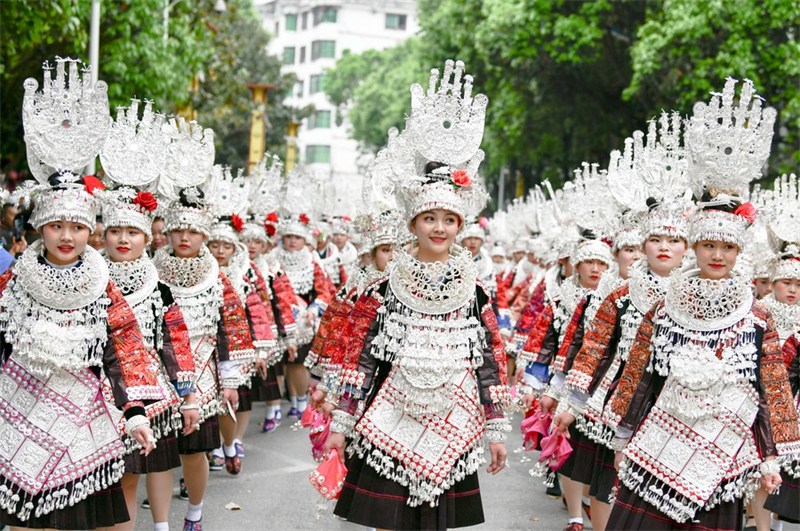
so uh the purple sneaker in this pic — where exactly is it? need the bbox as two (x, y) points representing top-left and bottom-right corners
(235, 442), (244, 457)
(287, 407), (299, 418)
(183, 518), (202, 531)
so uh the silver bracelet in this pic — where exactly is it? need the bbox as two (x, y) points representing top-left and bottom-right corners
(609, 436), (629, 452)
(330, 410), (356, 436)
(125, 414), (150, 438)
(759, 459), (780, 476)
(485, 418), (512, 443)
(179, 403), (199, 412)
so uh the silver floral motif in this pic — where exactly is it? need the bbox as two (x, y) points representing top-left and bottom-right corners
(100, 99), (167, 186)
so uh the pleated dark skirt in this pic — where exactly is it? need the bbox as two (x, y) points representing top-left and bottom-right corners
(588, 443), (617, 504)
(764, 468), (800, 523)
(124, 433), (181, 474)
(0, 483), (129, 530)
(558, 423), (597, 485)
(238, 384), (253, 412)
(248, 366), (282, 402)
(334, 452), (485, 530)
(607, 483), (743, 531)
(178, 416), (220, 455)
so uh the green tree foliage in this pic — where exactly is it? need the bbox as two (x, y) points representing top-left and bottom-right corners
(326, 40), (429, 153)
(1, 0), (298, 174)
(325, 0), (800, 207)
(623, 0), (800, 178)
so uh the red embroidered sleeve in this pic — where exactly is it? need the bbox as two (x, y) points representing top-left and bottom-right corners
(312, 262), (335, 311)
(510, 275), (533, 320)
(494, 273), (509, 311)
(271, 270), (297, 336)
(308, 290), (344, 372)
(245, 287), (277, 355)
(480, 298), (510, 392)
(754, 303), (800, 456)
(603, 304), (657, 429)
(551, 298), (588, 374)
(219, 272), (255, 363)
(510, 281), (546, 351)
(518, 303), (554, 367)
(565, 286), (626, 392)
(0, 269), (13, 298)
(334, 287), (382, 403)
(164, 303), (194, 390)
(782, 334), (799, 369)
(250, 262), (279, 338)
(106, 283), (163, 401)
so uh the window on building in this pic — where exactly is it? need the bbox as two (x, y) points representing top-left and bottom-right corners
(274, 22), (279, 36)
(311, 40), (335, 60)
(285, 13), (297, 31)
(283, 46), (295, 65)
(309, 73), (327, 94)
(295, 80), (304, 98)
(313, 6), (338, 25)
(386, 13), (407, 30)
(301, 11), (308, 29)
(259, 1), (276, 15)
(299, 46), (306, 63)
(308, 110), (332, 129)
(306, 145), (331, 164)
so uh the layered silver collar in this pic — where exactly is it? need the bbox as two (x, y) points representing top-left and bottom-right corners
(388, 245), (477, 315)
(14, 240), (109, 310)
(106, 255), (160, 307)
(665, 267), (753, 331)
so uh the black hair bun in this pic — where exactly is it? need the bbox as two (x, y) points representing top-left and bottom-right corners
(580, 228), (597, 240)
(422, 161), (448, 185)
(700, 189), (739, 214)
(645, 197), (659, 211)
(178, 187), (205, 208)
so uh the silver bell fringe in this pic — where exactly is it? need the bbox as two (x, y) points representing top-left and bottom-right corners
(617, 458), (759, 523)
(348, 435), (485, 508)
(0, 457), (125, 521)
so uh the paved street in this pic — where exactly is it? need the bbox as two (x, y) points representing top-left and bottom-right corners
(134, 402), (800, 530)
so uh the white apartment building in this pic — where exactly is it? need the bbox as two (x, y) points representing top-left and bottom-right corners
(254, 0), (418, 214)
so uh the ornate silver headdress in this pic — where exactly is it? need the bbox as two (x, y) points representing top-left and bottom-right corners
(206, 165), (250, 245)
(371, 60), (490, 226)
(240, 153), (283, 242)
(562, 163), (615, 267)
(100, 99), (167, 187)
(156, 117), (216, 236)
(761, 174), (800, 280)
(21, 58), (110, 230)
(98, 186), (158, 240)
(276, 168), (323, 241)
(608, 111), (692, 242)
(687, 78), (775, 247)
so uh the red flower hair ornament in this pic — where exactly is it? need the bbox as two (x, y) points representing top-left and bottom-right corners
(733, 202), (757, 224)
(231, 214), (244, 233)
(450, 170), (472, 189)
(133, 191), (158, 212)
(299, 213), (310, 225)
(266, 211), (279, 223)
(83, 175), (105, 195)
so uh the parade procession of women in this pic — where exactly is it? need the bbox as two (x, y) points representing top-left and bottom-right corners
(0, 51), (798, 531)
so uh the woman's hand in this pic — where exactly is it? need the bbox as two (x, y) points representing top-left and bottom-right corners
(287, 344), (298, 362)
(324, 432), (346, 461)
(552, 411), (575, 436)
(255, 358), (268, 379)
(539, 395), (558, 415)
(487, 442), (507, 474)
(133, 425), (156, 455)
(321, 401), (336, 418)
(761, 472), (782, 494)
(222, 388), (239, 411)
(309, 389), (326, 409)
(181, 393), (200, 435)
(522, 392), (536, 409)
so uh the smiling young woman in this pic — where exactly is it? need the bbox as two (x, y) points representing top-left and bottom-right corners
(100, 187), (197, 531)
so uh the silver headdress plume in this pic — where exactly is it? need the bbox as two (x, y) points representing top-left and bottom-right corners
(371, 60), (490, 225)
(563, 163), (615, 266)
(157, 116), (215, 200)
(240, 153), (283, 242)
(687, 78), (776, 247)
(609, 111), (693, 241)
(100, 98), (167, 187)
(23, 57), (110, 181)
(687, 78), (776, 199)
(206, 165), (250, 245)
(20, 58), (110, 230)
(762, 174), (800, 281)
